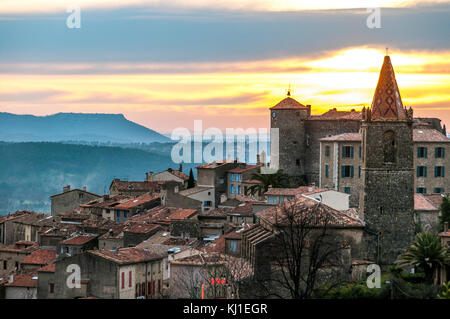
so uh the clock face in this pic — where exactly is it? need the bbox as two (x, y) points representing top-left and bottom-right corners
(272, 112), (276, 118)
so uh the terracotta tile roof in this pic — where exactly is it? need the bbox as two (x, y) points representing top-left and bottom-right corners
(80, 195), (131, 209)
(0, 241), (38, 253)
(270, 97), (308, 110)
(201, 236), (226, 254)
(423, 194), (444, 208)
(4, 273), (38, 288)
(128, 206), (171, 223)
(196, 160), (237, 169)
(199, 208), (230, 217)
(351, 259), (374, 265)
(88, 247), (164, 264)
(319, 129), (449, 143)
(21, 249), (56, 265)
(98, 225), (126, 239)
(319, 133), (362, 142)
(309, 108), (362, 120)
(113, 193), (160, 210)
(167, 169), (190, 181)
(38, 263), (56, 273)
(413, 129), (449, 142)
(124, 223), (161, 234)
(60, 234), (98, 246)
(257, 196), (364, 228)
(228, 164), (262, 173)
(0, 211), (50, 226)
(110, 179), (162, 192)
(414, 193), (440, 211)
(229, 203), (254, 216)
(370, 55), (407, 120)
(179, 186), (212, 197)
(169, 208), (198, 220)
(265, 186), (317, 196)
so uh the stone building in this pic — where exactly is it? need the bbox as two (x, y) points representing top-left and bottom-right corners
(270, 80), (445, 188)
(226, 164), (262, 200)
(358, 55), (415, 265)
(20, 248), (56, 272)
(318, 128), (449, 207)
(50, 185), (101, 216)
(0, 211), (53, 245)
(0, 241), (38, 276)
(50, 247), (165, 299)
(109, 179), (162, 197)
(147, 165), (190, 189)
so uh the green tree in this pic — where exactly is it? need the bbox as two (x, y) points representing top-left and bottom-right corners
(187, 168), (195, 189)
(249, 169), (289, 196)
(437, 282), (450, 299)
(439, 195), (450, 231)
(397, 232), (450, 284)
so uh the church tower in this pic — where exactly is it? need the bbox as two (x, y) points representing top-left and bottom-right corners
(359, 55), (415, 264)
(270, 89), (311, 185)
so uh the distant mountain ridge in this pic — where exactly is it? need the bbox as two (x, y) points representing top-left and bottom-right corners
(0, 112), (170, 143)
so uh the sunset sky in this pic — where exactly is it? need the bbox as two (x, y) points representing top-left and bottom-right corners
(1, 0), (449, 133)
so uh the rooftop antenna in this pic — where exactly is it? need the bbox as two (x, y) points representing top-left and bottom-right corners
(286, 82), (292, 97)
(386, 47), (389, 56)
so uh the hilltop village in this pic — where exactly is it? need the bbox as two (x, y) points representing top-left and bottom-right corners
(0, 55), (449, 299)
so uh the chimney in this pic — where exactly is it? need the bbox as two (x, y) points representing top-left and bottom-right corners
(145, 172), (149, 180)
(168, 168), (173, 172)
(8, 274), (14, 284)
(256, 154), (261, 165)
(445, 222), (449, 232)
(83, 186), (86, 191)
(179, 163), (183, 172)
(63, 185), (71, 193)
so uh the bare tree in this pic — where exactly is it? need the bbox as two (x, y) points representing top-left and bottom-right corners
(255, 200), (353, 299)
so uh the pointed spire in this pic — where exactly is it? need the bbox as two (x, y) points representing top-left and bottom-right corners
(370, 55), (407, 120)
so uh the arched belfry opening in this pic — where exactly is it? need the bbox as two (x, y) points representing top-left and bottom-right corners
(382, 130), (396, 163)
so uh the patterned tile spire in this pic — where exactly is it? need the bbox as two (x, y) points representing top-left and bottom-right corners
(370, 55), (407, 120)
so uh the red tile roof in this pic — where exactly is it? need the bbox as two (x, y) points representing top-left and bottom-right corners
(413, 129), (449, 142)
(320, 133), (362, 142)
(197, 160), (236, 169)
(21, 249), (56, 265)
(38, 263), (56, 273)
(88, 247), (164, 264)
(4, 273), (38, 288)
(270, 97), (308, 110)
(60, 234), (98, 246)
(414, 193), (440, 211)
(124, 223), (160, 234)
(113, 193), (160, 210)
(258, 196), (364, 228)
(265, 186), (318, 196)
(110, 180), (162, 192)
(169, 209), (198, 220)
(310, 108), (362, 120)
(228, 164), (262, 173)
(370, 55), (407, 120)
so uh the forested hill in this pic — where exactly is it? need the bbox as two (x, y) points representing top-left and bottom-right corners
(0, 142), (195, 215)
(0, 112), (170, 143)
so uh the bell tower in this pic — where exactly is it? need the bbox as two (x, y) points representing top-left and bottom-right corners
(359, 55), (415, 264)
(270, 88), (310, 185)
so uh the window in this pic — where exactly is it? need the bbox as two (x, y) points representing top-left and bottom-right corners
(344, 187), (351, 194)
(116, 211), (120, 218)
(325, 146), (330, 157)
(230, 241), (238, 252)
(79, 193), (84, 199)
(341, 165), (354, 178)
(358, 166), (361, 178)
(417, 147), (428, 158)
(129, 271), (132, 287)
(116, 218), (120, 223)
(49, 283), (54, 294)
(434, 187), (445, 193)
(123, 211), (128, 218)
(325, 165), (329, 178)
(417, 188), (427, 194)
(435, 147), (445, 158)
(383, 131), (396, 163)
(359, 146), (362, 158)
(296, 159), (300, 166)
(3, 260), (7, 270)
(417, 166), (427, 177)
(435, 166), (445, 177)
(230, 185), (235, 194)
(342, 146), (354, 158)
(15, 261), (19, 270)
(237, 185), (241, 194)
(121, 272), (125, 289)
(230, 173), (235, 182)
